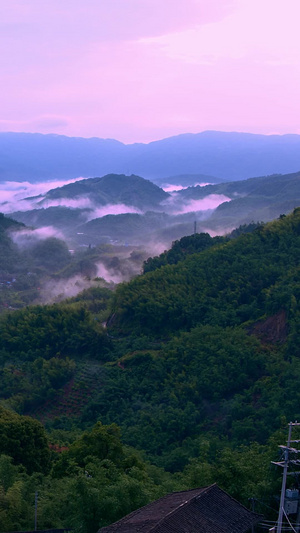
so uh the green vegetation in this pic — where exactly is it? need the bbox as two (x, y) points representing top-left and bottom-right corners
(0, 407), (50, 474)
(176, 170), (300, 233)
(9, 170), (300, 248)
(143, 232), (226, 273)
(0, 304), (110, 360)
(0, 212), (142, 310)
(0, 416), (176, 533)
(0, 301), (112, 414)
(0, 215), (26, 274)
(1, 208), (300, 531)
(42, 174), (169, 210)
(112, 210), (300, 335)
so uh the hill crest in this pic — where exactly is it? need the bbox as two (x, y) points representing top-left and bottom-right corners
(1, 130), (300, 182)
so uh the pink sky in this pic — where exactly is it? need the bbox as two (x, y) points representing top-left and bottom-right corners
(1, 0), (299, 143)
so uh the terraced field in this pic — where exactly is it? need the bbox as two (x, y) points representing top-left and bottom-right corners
(31, 361), (105, 423)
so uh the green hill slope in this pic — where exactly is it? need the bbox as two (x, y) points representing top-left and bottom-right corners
(69, 208), (299, 468)
(0, 214), (25, 274)
(111, 209), (300, 336)
(40, 173), (169, 210)
(2, 211), (300, 526)
(1, 210), (300, 468)
(177, 170), (300, 231)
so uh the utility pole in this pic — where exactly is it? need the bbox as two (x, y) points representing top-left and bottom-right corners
(34, 491), (38, 531)
(272, 422), (300, 533)
(248, 498), (256, 533)
(277, 423), (292, 533)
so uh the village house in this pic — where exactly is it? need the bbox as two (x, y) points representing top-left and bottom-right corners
(97, 483), (262, 533)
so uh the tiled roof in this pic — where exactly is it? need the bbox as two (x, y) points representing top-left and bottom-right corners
(98, 484), (262, 533)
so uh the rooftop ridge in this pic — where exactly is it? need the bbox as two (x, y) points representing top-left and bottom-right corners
(98, 484), (262, 533)
(147, 484), (218, 533)
(98, 486), (213, 532)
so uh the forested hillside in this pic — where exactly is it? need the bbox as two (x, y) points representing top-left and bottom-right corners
(112, 209), (300, 335)
(40, 174), (169, 209)
(1, 209), (300, 531)
(0, 212), (147, 310)
(176, 170), (300, 232)
(7, 171), (300, 250)
(78, 210), (299, 464)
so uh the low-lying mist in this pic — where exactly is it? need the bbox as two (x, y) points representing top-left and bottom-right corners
(162, 193), (231, 215)
(11, 226), (66, 248)
(1, 175), (235, 307)
(162, 182), (212, 192)
(0, 178), (88, 213)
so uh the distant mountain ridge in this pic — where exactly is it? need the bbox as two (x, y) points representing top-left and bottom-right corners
(38, 173), (169, 210)
(176, 170), (300, 230)
(1, 131), (300, 182)
(8, 170), (300, 247)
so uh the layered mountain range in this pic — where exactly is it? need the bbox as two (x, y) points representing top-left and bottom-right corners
(1, 130), (300, 182)
(6, 170), (300, 248)
(1, 131), (300, 531)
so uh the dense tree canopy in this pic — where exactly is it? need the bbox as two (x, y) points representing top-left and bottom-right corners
(0, 304), (111, 361)
(0, 407), (50, 474)
(1, 209), (300, 532)
(112, 208), (300, 335)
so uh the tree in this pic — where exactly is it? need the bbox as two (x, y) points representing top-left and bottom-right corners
(0, 407), (50, 474)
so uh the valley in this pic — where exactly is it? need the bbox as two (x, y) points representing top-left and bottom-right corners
(0, 151), (300, 532)
(2, 0), (299, 528)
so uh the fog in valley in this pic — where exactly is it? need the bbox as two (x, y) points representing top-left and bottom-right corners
(2, 166), (300, 307)
(0, 174), (229, 302)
